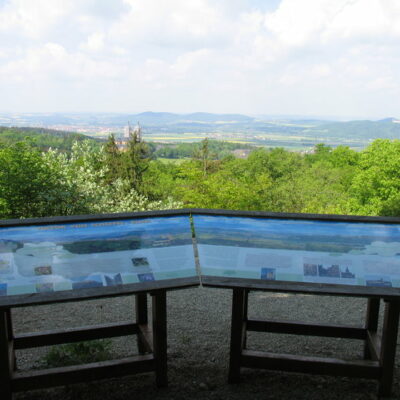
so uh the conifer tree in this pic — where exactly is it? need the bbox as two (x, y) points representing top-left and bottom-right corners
(104, 134), (122, 183)
(123, 131), (151, 191)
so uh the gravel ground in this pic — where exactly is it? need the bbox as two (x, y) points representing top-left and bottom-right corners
(11, 287), (400, 400)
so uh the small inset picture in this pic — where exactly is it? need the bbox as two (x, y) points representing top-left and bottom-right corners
(0, 283), (7, 296)
(131, 257), (150, 267)
(261, 268), (276, 280)
(72, 275), (104, 290)
(0, 258), (11, 273)
(365, 275), (392, 287)
(340, 266), (355, 279)
(34, 265), (53, 275)
(104, 273), (123, 286)
(36, 282), (54, 293)
(318, 264), (340, 278)
(138, 273), (155, 282)
(303, 263), (318, 276)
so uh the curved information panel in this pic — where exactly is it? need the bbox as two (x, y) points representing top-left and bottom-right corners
(2, 210), (400, 305)
(193, 214), (400, 289)
(0, 215), (197, 300)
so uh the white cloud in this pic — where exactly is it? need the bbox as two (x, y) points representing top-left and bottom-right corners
(0, 0), (71, 38)
(264, 0), (400, 48)
(0, 0), (400, 117)
(311, 64), (331, 78)
(82, 33), (105, 52)
(0, 42), (126, 83)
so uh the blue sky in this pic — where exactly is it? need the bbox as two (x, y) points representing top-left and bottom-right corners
(0, 0), (399, 119)
(1, 216), (191, 242)
(193, 215), (400, 240)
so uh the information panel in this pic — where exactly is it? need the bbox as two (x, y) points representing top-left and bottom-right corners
(193, 214), (400, 288)
(0, 216), (196, 297)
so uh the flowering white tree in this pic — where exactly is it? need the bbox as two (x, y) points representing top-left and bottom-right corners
(43, 141), (182, 216)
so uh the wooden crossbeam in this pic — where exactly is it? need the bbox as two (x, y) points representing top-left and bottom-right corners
(12, 355), (155, 392)
(14, 321), (139, 349)
(246, 318), (366, 339)
(241, 350), (381, 379)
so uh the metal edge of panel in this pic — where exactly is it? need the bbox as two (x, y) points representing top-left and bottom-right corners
(190, 208), (400, 224)
(200, 275), (400, 299)
(0, 209), (193, 228)
(0, 276), (200, 309)
(2, 208), (400, 227)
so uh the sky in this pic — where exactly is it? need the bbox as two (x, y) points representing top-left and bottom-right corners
(194, 216), (400, 239)
(0, 0), (399, 119)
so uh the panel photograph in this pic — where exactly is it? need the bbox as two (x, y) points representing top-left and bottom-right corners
(0, 215), (196, 298)
(193, 214), (400, 289)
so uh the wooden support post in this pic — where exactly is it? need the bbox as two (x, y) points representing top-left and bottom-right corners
(0, 309), (12, 400)
(378, 300), (400, 397)
(364, 298), (380, 360)
(136, 293), (148, 354)
(228, 288), (246, 384)
(152, 291), (167, 387)
(243, 289), (249, 350)
(5, 309), (16, 371)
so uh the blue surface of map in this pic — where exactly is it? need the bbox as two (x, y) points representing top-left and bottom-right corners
(193, 215), (400, 288)
(0, 216), (196, 297)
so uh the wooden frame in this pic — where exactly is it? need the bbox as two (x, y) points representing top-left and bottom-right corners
(0, 290), (170, 399)
(1, 208), (400, 397)
(194, 209), (400, 397)
(226, 288), (400, 397)
(0, 209), (201, 399)
(0, 208), (197, 309)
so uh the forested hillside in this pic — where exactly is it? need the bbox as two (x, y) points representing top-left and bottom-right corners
(153, 140), (254, 159)
(1, 134), (399, 220)
(0, 127), (100, 152)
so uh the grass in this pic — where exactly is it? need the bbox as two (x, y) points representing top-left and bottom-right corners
(157, 157), (187, 164)
(40, 340), (113, 368)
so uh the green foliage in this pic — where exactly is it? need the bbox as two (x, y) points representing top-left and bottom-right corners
(44, 141), (182, 215)
(103, 134), (123, 184)
(349, 139), (400, 216)
(0, 126), (100, 152)
(0, 139), (181, 220)
(0, 143), (82, 219)
(41, 340), (112, 368)
(153, 139), (254, 160)
(2, 135), (400, 220)
(122, 132), (152, 191)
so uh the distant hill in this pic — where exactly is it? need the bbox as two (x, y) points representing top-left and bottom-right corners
(1, 112), (400, 150)
(0, 126), (100, 152)
(314, 119), (400, 140)
(0, 112), (255, 127)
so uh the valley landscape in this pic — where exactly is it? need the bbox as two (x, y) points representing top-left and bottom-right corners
(1, 112), (400, 151)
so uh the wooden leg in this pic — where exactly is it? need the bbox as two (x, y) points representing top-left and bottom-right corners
(364, 298), (380, 360)
(228, 288), (246, 384)
(5, 309), (16, 371)
(152, 291), (167, 388)
(0, 309), (13, 400)
(378, 300), (400, 397)
(136, 293), (148, 354)
(243, 289), (249, 350)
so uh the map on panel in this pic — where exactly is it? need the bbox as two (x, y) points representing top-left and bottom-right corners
(0, 216), (196, 297)
(193, 215), (400, 288)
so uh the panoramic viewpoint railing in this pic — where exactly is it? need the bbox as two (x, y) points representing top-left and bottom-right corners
(1, 208), (400, 398)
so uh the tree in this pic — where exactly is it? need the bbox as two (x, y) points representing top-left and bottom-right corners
(350, 139), (400, 216)
(192, 138), (216, 176)
(0, 143), (79, 218)
(103, 134), (122, 183)
(123, 131), (151, 191)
